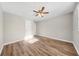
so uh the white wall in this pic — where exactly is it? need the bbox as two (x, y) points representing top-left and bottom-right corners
(25, 20), (36, 38)
(73, 4), (79, 54)
(4, 12), (36, 44)
(36, 13), (73, 42)
(4, 12), (25, 43)
(31, 21), (36, 35)
(0, 4), (3, 53)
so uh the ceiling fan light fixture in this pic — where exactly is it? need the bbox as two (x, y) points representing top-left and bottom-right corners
(33, 6), (49, 17)
(39, 13), (44, 17)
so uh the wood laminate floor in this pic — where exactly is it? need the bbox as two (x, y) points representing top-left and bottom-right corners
(1, 35), (78, 56)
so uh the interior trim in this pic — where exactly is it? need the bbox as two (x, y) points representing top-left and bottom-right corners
(0, 45), (3, 55)
(1, 35), (78, 55)
(73, 41), (79, 55)
(0, 40), (23, 55)
(3, 39), (23, 46)
(36, 34), (72, 43)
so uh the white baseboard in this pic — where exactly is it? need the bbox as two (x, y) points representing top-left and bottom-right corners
(3, 39), (23, 46)
(0, 39), (23, 55)
(0, 45), (3, 55)
(50, 37), (72, 43)
(72, 41), (79, 55)
(1, 35), (78, 55)
(37, 35), (79, 55)
(37, 34), (72, 43)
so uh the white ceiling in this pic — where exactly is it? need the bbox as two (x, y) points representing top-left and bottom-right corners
(1, 2), (76, 22)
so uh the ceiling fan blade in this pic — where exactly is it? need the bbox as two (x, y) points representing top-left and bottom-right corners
(35, 14), (39, 16)
(33, 10), (38, 13)
(43, 12), (49, 14)
(41, 7), (45, 11)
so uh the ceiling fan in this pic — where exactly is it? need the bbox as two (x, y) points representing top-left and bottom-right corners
(33, 6), (49, 17)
